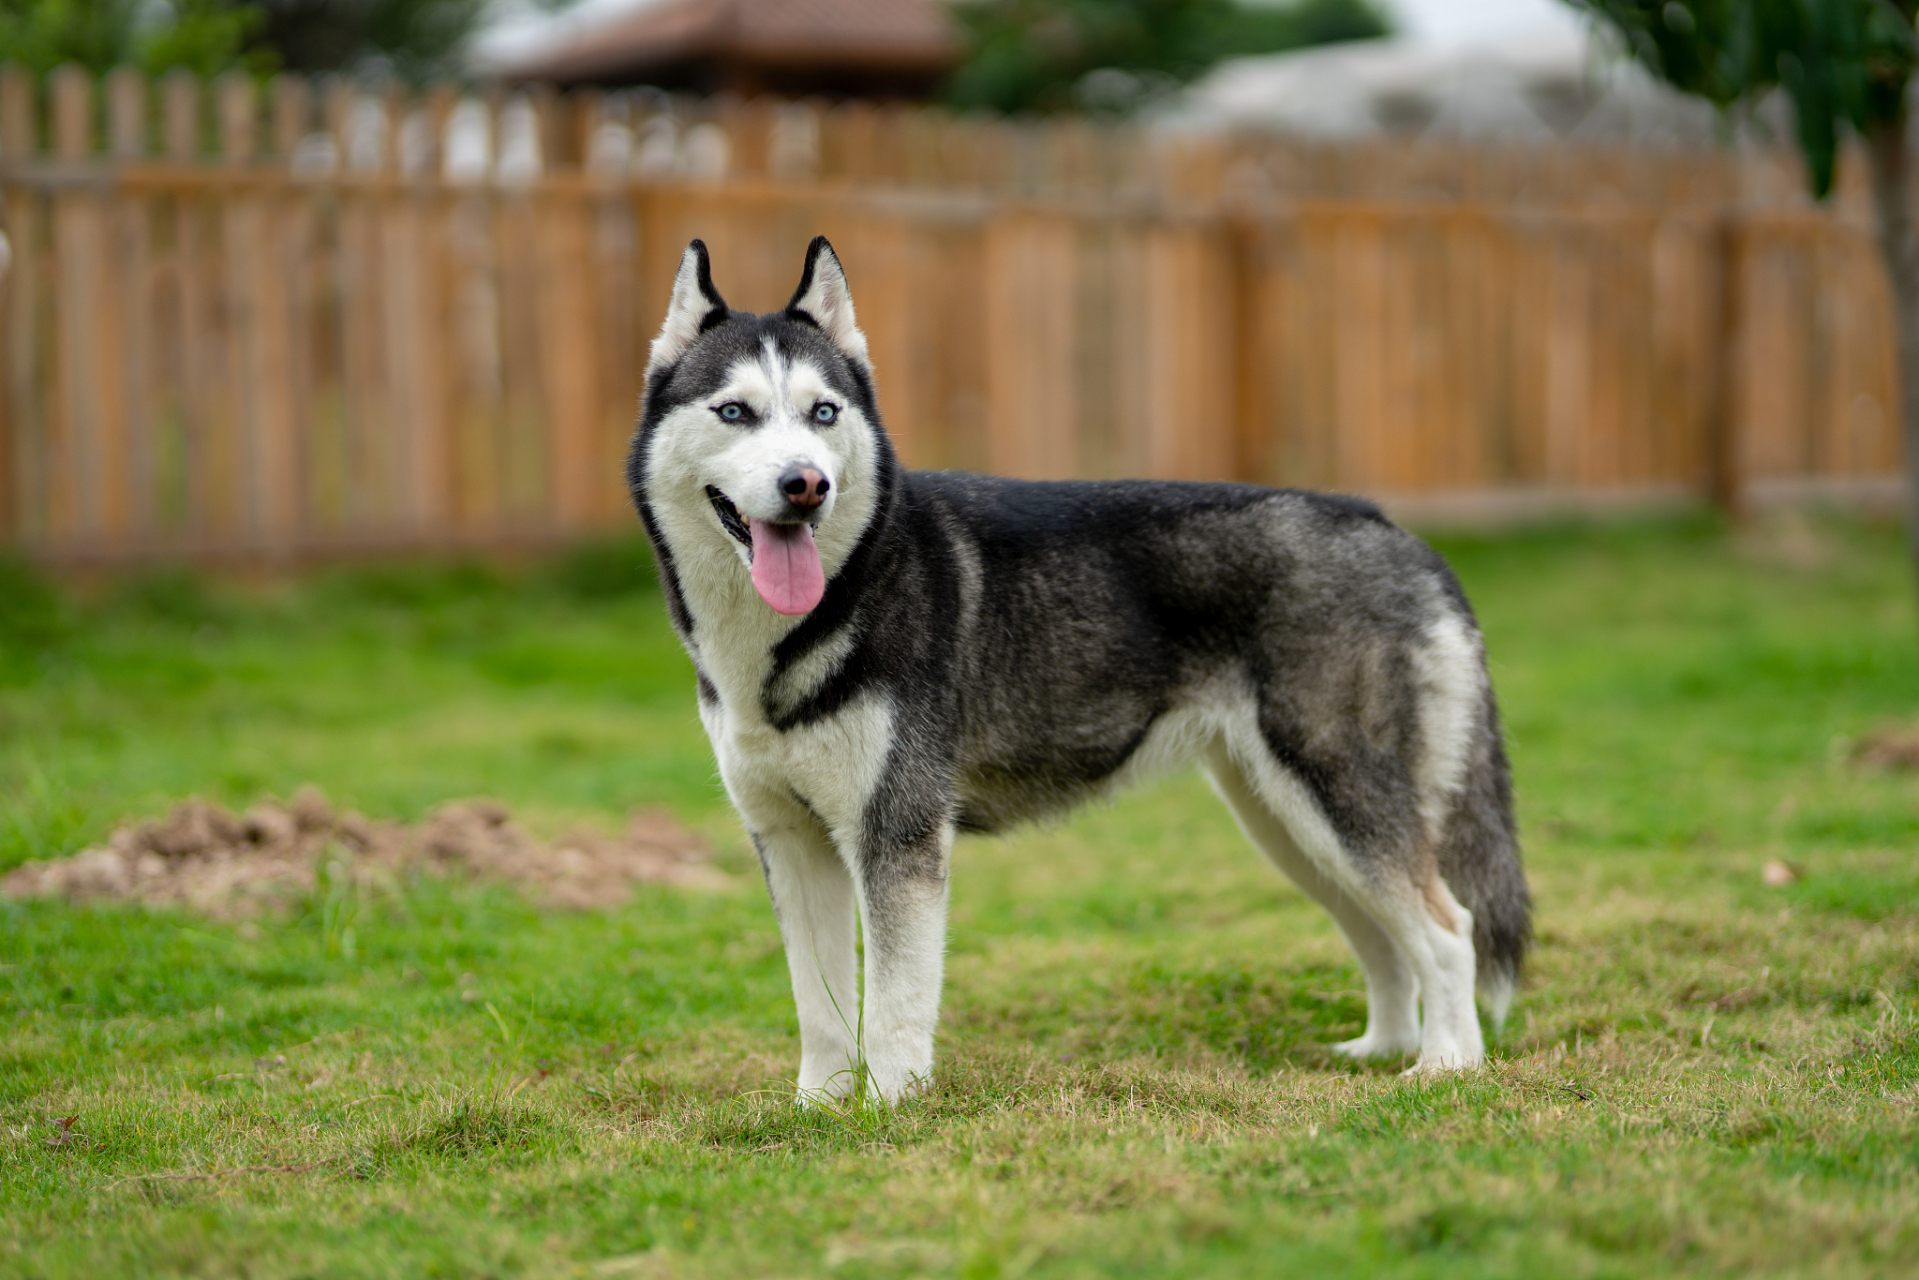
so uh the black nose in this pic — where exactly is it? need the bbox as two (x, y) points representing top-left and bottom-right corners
(779, 466), (830, 508)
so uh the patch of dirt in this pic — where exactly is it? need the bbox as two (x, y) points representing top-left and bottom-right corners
(1, 788), (724, 916)
(1855, 723), (1919, 771)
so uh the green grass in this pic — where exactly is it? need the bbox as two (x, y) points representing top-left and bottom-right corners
(3, 510), (1917, 1278)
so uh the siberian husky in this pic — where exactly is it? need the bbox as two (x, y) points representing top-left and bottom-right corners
(627, 237), (1531, 1101)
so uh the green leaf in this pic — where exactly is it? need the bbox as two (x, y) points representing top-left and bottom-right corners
(1568, 0), (1918, 201)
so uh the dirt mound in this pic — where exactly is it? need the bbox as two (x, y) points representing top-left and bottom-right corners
(1, 788), (724, 916)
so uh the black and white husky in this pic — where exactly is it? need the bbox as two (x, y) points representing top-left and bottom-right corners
(628, 237), (1531, 1101)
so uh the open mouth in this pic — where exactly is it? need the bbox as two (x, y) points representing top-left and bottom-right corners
(705, 486), (752, 549)
(702, 484), (826, 616)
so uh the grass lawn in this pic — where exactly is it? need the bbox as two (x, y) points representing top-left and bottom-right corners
(2, 511), (1917, 1278)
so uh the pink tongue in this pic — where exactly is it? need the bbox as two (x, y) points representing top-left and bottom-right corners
(748, 520), (826, 615)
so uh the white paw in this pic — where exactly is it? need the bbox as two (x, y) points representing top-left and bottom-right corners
(796, 1052), (863, 1101)
(863, 1065), (930, 1105)
(1332, 1032), (1420, 1060)
(859, 1030), (934, 1103)
(1400, 1047), (1484, 1076)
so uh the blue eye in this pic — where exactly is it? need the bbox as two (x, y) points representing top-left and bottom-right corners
(717, 403), (744, 422)
(813, 403), (838, 425)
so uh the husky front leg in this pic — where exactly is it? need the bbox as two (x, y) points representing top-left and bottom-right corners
(748, 802), (863, 1098)
(853, 821), (953, 1102)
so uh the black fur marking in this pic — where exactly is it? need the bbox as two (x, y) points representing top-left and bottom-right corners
(633, 488), (693, 639)
(687, 238), (726, 307)
(674, 239), (733, 340)
(626, 362), (696, 640)
(749, 831), (778, 904)
(788, 787), (828, 831)
(783, 234), (835, 329)
(705, 486), (753, 550)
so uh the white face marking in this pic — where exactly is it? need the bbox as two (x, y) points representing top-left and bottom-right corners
(647, 345), (875, 556)
(641, 339), (882, 713)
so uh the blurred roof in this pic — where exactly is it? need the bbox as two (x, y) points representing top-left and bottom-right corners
(486, 0), (961, 93)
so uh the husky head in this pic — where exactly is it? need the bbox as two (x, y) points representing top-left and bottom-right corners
(631, 236), (890, 620)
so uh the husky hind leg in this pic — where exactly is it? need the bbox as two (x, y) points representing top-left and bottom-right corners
(1398, 874), (1483, 1071)
(1208, 734), (1487, 1072)
(1202, 740), (1421, 1059)
(1432, 690), (1531, 1033)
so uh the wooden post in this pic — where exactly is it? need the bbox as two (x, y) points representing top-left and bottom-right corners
(217, 73), (256, 165)
(271, 75), (308, 162)
(49, 65), (101, 542)
(50, 65), (89, 160)
(1144, 223), (1238, 481)
(0, 64), (34, 158)
(162, 69), (199, 160)
(382, 83), (410, 176)
(985, 212), (1078, 479)
(872, 103), (910, 184)
(571, 87), (606, 173)
(107, 68), (146, 158)
(1710, 215), (1750, 519)
(0, 64), (35, 546)
(161, 73), (210, 533)
(538, 188), (601, 530)
(726, 95), (773, 181)
(221, 72), (299, 551)
(526, 83), (565, 172)
(829, 101), (877, 183)
(385, 178), (450, 534)
(904, 106), (949, 188)
(106, 68), (153, 540)
(323, 78), (355, 171)
(424, 83), (458, 174)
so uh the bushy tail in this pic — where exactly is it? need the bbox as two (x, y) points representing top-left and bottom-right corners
(1435, 692), (1532, 1030)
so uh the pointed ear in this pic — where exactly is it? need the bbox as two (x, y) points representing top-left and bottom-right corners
(648, 240), (729, 374)
(784, 236), (869, 368)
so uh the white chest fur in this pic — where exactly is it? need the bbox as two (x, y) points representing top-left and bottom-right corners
(682, 581), (894, 846)
(703, 687), (896, 847)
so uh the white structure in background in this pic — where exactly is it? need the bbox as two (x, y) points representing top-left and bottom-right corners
(1169, 0), (1721, 146)
(495, 95), (545, 185)
(442, 99), (493, 182)
(472, 0), (674, 76)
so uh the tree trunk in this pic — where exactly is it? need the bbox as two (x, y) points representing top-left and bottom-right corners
(1866, 107), (1919, 621)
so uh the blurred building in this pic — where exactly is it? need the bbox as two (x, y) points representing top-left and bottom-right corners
(1165, 0), (1723, 147)
(479, 0), (962, 99)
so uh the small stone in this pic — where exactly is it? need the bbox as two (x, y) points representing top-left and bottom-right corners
(1761, 858), (1803, 886)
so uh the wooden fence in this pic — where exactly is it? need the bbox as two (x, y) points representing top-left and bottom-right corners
(0, 67), (1903, 563)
